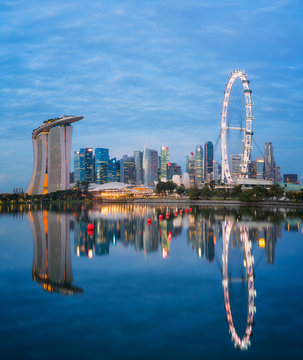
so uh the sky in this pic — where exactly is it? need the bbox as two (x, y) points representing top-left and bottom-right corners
(0, 0), (303, 192)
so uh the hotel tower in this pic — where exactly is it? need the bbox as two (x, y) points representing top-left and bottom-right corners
(26, 115), (83, 195)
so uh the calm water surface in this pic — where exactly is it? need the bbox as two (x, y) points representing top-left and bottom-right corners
(0, 203), (302, 359)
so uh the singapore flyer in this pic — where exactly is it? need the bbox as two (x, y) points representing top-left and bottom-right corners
(221, 70), (254, 183)
(222, 221), (256, 350)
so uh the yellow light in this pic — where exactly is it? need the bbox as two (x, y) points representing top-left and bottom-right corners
(77, 246), (80, 257)
(162, 248), (168, 259)
(259, 238), (265, 248)
(88, 249), (93, 259)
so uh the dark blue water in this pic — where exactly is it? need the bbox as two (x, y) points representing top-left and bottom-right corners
(0, 204), (302, 359)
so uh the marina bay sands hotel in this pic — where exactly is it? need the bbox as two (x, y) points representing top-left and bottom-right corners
(26, 115), (83, 195)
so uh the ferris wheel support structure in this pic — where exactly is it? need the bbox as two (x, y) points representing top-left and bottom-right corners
(221, 70), (254, 183)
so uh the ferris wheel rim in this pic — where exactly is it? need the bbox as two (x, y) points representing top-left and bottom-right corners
(221, 70), (254, 183)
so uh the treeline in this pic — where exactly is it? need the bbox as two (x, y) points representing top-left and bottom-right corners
(0, 182), (92, 205)
(156, 181), (303, 202)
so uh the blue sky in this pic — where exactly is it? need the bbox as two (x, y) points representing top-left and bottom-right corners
(0, 0), (303, 192)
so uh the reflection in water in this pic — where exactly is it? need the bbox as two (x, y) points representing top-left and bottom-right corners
(222, 221), (256, 350)
(27, 210), (83, 295)
(22, 204), (303, 350)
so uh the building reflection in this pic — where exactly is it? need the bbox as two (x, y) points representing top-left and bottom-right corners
(27, 210), (83, 295)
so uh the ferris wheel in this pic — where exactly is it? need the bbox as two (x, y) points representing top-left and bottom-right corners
(221, 70), (254, 183)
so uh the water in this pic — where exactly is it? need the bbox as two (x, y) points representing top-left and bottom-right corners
(0, 203), (302, 359)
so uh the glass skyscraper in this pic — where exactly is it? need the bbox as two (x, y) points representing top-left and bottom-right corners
(204, 141), (214, 182)
(134, 150), (143, 185)
(195, 145), (203, 185)
(80, 148), (94, 182)
(143, 148), (158, 188)
(74, 150), (80, 182)
(107, 158), (117, 182)
(264, 142), (275, 181)
(160, 146), (169, 181)
(95, 148), (109, 184)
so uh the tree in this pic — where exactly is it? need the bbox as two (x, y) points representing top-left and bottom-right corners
(200, 185), (211, 199)
(176, 184), (186, 196)
(268, 184), (284, 200)
(231, 185), (242, 198)
(189, 187), (200, 200)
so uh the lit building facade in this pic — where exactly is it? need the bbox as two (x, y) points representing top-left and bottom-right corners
(230, 154), (242, 179)
(143, 148), (158, 188)
(186, 153), (195, 187)
(160, 146), (169, 181)
(74, 151), (80, 182)
(264, 142), (275, 181)
(134, 150), (144, 185)
(26, 115), (83, 195)
(204, 141), (213, 182)
(95, 148), (109, 184)
(195, 145), (204, 186)
(107, 158), (117, 182)
(80, 148), (94, 182)
(256, 157), (265, 179)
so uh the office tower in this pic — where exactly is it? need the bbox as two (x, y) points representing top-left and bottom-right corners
(186, 153), (195, 187)
(26, 115), (83, 195)
(116, 160), (121, 182)
(143, 148), (158, 188)
(95, 148), (109, 184)
(204, 141), (214, 182)
(74, 151), (80, 182)
(107, 158), (117, 182)
(275, 166), (282, 182)
(167, 162), (179, 181)
(264, 142), (275, 181)
(80, 148), (94, 182)
(213, 161), (221, 182)
(176, 165), (182, 175)
(195, 145), (203, 186)
(134, 150), (144, 185)
(230, 154), (242, 179)
(120, 155), (136, 184)
(256, 157), (265, 179)
(160, 146), (169, 181)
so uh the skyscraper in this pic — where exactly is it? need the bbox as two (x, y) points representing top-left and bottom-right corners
(204, 141), (213, 182)
(230, 154), (242, 179)
(120, 155), (136, 184)
(80, 148), (94, 182)
(95, 148), (109, 184)
(256, 157), (265, 179)
(186, 153), (195, 187)
(143, 148), (158, 188)
(195, 145), (203, 186)
(160, 146), (169, 181)
(74, 150), (80, 182)
(134, 150), (144, 185)
(26, 115), (83, 195)
(264, 142), (275, 181)
(107, 158), (117, 182)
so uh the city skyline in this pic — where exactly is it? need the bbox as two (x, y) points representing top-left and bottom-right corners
(1, 0), (303, 192)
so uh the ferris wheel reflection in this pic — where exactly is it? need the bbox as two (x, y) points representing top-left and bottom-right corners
(222, 220), (256, 350)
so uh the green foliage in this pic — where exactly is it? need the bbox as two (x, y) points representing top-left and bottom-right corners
(155, 181), (177, 195)
(188, 187), (200, 200)
(200, 185), (212, 199)
(268, 183), (284, 200)
(176, 184), (186, 196)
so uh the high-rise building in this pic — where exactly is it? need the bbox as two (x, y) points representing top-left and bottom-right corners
(256, 157), (265, 179)
(204, 141), (213, 182)
(74, 150), (80, 182)
(95, 148), (109, 184)
(283, 174), (298, 184)
(26, 115), (83, 195)
(80, 148), (94, 182)
(116, 160), (121, 182)
(107, 158), (117, 182)
(120, 155), (136, 184)
(264, 142), (275, 181)
(134, 150), (144, 185)
(167, 162), (180, 181)
(160, 146), (169, 181)
(195, 145), (203, 186)
(186, 153), (195, 187)
(143, 148), (158, 188)
(230, 154), (242, 179)
(213, 161), (222, 182)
